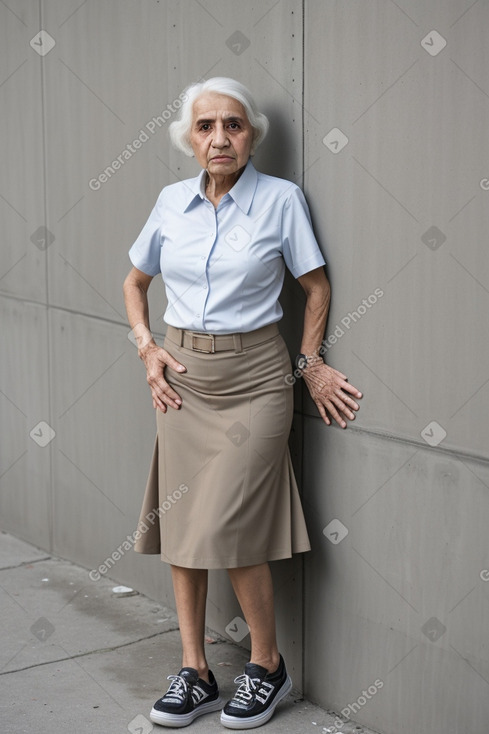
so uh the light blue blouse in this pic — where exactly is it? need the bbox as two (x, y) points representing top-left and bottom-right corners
(129, 159), (325, 334)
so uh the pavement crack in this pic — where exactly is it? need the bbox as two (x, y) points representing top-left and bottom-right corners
(0, 626), (180, 676)
(0, 556), (52, 571)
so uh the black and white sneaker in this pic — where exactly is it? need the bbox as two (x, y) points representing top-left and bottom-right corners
(150, 667), (223, 728)
(220, 655), (292, 729)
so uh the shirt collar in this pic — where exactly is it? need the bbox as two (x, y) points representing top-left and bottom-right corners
(183, 159), (258, 215)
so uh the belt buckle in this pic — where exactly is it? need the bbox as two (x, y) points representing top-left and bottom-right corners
(191, 333), (215, 353)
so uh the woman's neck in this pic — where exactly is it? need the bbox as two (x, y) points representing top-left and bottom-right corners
(205, 165), (246, 207)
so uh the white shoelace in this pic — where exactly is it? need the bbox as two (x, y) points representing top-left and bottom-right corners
(163, 674), (189, 702)
(231, 673), (259, 705)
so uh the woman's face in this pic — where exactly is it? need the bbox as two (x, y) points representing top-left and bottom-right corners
(189, 92), (254, 177)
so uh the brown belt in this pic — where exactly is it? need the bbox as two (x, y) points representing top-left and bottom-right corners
(166, 323), (279, 354)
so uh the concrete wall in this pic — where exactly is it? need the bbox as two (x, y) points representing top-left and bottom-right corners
(1, 2), (488, 732)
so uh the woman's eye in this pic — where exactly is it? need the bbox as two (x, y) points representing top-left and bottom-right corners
(201, 124), (210, 131)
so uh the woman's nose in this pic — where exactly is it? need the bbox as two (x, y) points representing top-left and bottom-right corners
(212, 124), (229, 148)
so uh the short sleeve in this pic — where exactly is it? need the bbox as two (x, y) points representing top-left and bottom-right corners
(128, 190), (165, 276)
(281, 186), (326, 278)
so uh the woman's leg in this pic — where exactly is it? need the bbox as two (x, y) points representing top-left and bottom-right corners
(171, 565), (210, 682)
(227, 562), (280, 673)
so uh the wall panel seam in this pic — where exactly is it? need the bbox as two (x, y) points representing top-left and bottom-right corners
(37, 0), (55, 555)
(300, 412), (489, 468)
(300, 0), (307, 698)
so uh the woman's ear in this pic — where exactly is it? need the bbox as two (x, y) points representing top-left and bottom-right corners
(250, 130), (259, 156)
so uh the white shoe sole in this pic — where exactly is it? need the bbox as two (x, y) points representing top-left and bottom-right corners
(150, 696), (224, 728)
(220, 675), (292, 729)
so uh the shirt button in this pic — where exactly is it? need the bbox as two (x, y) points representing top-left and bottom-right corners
(201, 255), (206, 260)
(203, 284), (207, 289)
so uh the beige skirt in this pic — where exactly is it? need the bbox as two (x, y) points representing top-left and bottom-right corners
(133, 323), (311, 569)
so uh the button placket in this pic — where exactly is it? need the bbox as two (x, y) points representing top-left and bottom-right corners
(200, 208), (218, 329)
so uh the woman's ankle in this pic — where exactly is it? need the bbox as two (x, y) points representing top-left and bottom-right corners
(182, 658), (210, 683)
(250, 651), (281, 675)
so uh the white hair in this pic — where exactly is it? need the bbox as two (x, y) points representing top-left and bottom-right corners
(169, 77), (269, 157)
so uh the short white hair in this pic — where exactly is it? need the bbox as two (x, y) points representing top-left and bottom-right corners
(169, 77), (269, 157)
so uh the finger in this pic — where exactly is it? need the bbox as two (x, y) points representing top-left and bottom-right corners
(154, 396), (167, 413)
(317, 385), (356, 417)
(153, 395), (167, 412)
(158, 390), (182, 409)
(334, 399), (356, 421)
(162, 349), (187, 373)
(323, 399), (347, 429)
(336, 392), (360, 414)
(149, 376), (182, 408)
(335, 415), (348, 429)
(341, 381), (362, 398)
(315, 401), (331, 426)
(149, 382), (168, 410)
(164, 387), (182, 408)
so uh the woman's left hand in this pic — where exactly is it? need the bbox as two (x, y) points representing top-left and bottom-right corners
(302, 362), (362, 428)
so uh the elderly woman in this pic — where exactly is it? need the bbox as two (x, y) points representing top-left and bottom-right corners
(123, 77), (362, 729)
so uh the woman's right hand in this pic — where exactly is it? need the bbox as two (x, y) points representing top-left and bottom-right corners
(139, 342), (187, 413)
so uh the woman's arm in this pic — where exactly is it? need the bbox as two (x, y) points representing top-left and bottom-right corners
(123, 266), (186, 412)
(297, 267), (362, 428)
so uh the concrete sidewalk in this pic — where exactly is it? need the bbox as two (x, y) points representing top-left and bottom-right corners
(0, 531), (374, 734)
